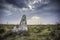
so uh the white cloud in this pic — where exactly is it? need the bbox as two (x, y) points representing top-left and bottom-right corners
(3, 10), (12, 16)
(2, 0), (50, 16)
(3, 4), (34, 16)
(27, 16), (40, 25)
(26, 0), (50, 10)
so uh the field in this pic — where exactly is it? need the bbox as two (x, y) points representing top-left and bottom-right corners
(0, 24), (60, 40)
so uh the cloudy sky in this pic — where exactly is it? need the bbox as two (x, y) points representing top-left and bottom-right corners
(0, 0), (60, 25)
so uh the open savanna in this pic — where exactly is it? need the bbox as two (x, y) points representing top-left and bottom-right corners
(0, 24), (60, 40)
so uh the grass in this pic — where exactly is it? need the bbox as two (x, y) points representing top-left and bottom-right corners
(0, 24), (60, 40)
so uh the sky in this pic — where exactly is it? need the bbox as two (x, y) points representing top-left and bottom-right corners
(0, 0), (60, 25)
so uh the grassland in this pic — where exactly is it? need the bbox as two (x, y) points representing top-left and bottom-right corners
(0, 24), (60, 40)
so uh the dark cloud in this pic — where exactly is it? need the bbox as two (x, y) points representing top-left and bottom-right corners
(0, 0), (3, 3)
(52, 0), (60, 22)
(50, 0), (60, 9)
(0, 0), (60, 24)
(0, 0), (60, 9)
(47, 0), (60, 21)
(6, 0), (27, 8)
(0, 0), (4, 9)
(0, 5), (4, 9)
(0, 10), (3, 21)
(0, 0), (27, 8)
(3, 0), (51, 9)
